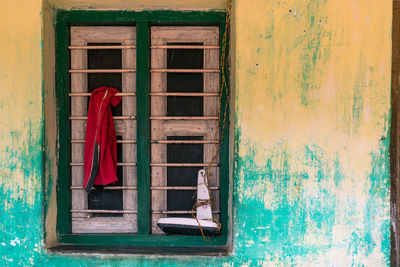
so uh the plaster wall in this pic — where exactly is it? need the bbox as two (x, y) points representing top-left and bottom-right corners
(233, 0), (391, 265)
(0, 0), (44, 265)
(0, 0), (392, 266)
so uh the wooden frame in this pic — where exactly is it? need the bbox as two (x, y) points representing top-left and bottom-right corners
(150, 26), (220, 234)
(70, 26), (137, 233)
(55, 10), (229, 248)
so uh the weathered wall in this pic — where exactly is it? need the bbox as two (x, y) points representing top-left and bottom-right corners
(0, 0), (45, 265)
(0, 0), (392, 266)
(233, 0), (391, 265)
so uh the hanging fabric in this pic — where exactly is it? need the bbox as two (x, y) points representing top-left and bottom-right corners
(83, 86), (122, 192)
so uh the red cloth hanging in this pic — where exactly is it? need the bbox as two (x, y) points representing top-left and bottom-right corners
(83, 87), (122, 192)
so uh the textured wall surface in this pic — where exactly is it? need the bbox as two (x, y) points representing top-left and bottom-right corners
(0, 0), (392, 266)
(233, 0), (391, 265)
(0, 0), (44, 266)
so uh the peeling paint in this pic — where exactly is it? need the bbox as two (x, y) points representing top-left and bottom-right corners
(233, 0), (390, 265)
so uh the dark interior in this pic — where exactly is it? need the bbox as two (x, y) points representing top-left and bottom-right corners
(167, 136), (203, 217)
(167, 43), (203, 116)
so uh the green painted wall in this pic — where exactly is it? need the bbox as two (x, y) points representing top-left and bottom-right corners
(0, 0), (392, 266)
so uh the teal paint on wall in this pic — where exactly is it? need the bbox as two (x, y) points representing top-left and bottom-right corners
(233, 133), (390, 265)
(0, 120), (44, 266)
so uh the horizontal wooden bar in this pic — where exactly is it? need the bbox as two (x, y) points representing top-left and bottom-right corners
(69, 69), (136, 73)
(150, 140), (219, 144)
(70, 186), (137, 190)
(69, 92), (136, 97)
(150, 69), (220, 73)
(150, 163), (218, 167)
(69, 116), (136, 120)
(152, 210), (220, 214)
(150, 92), (218, 97)
(70, 186), (219, 191)
(149, 116), (218, 120)
(69, 45), (136, 49)
(71, 209), (137, 214)
(70, 139), (136, 144)
(151, 45), (219, 49)
(151, 186), (219, 190)
(70, 162), (137, 166)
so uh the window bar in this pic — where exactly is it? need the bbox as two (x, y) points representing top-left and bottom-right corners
(150, 163), (218, 167)
(152, 210), (220, 214)
(149, 116), (218, 120)
(70, 209), (137, 214)
(70, 186), (137, 190)
(69, 69), (136, 73)
(137, 21), (151, 234)
(69, 186), (219, 190)
(69, 45), (136, 49)
(151, 186), (219, 190)
(70, 139), (136, 144)
(150, 92), (218, 97)
(150, 140), (219, 144)
(150, 69), (219, 73)
(70, 162), (136, 166)
(69, 116), (136, 120)
(69, 92), (136, 97)
(151, 45), (219, 49)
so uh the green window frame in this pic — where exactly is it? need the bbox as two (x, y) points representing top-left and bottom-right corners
(55, 10), (230, 250)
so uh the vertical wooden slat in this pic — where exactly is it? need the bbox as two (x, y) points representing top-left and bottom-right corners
(219, 21), (229, 237)
(56, 18), (71, 235)
(70, 27), (89, 219)
(122, 29), (138, 232)
(150, 27), (168, 234)
(204, 28), (221, 194)
(137, 22), (151, 234)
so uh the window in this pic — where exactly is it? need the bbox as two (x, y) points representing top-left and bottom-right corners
(69, 26), (137, 234)
(150, 26), (220, 234)
(55, 11), (229, 249)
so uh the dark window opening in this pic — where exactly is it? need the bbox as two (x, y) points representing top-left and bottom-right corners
(167, 136), (203, 218)
(167, 43), (203, 116)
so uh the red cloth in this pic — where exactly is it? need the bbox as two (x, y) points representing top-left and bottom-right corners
(83, 87), (122, 192)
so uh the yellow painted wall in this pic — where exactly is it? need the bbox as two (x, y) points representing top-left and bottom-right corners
(233, 0), (391, 264)
(0, 0), (393, 265)
(0, 1), (44, 265)
(0, 1), (43, 205)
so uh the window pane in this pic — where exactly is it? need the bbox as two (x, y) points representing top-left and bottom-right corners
(167, 44), (203, 69)
(87, 43), (122, 115)
(167, 43), (203, 116)
(167, 190), (196, 212)
(88, 43), (122, 69)
(88, 190), (123, 216)
(167, 136), (203, 215)
(167, 73), (203, 92)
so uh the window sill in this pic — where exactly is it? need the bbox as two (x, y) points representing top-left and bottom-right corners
(48, 240), (229, 256)
(50, 234), (229, 255)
